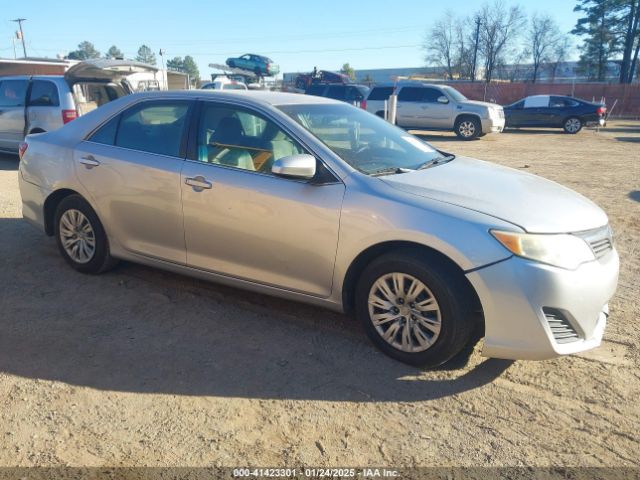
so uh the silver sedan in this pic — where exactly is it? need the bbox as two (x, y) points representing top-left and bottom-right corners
(18, 90), (619, 366)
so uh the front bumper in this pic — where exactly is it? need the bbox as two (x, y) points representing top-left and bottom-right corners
(466, 249), (619, 360)
(481, 117), (505, 134)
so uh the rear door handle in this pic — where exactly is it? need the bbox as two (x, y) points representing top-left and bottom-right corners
(185, 175), (213, 190)
(79, 155), (100, 168)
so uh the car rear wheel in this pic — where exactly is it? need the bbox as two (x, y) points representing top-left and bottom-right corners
(355, 252), (476, 367)
(54, 195), (117, 274)
(563, 117), (582, 134)
(454, 117), (481, 140)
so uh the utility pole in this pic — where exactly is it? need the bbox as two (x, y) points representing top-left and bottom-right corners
(471, 16), (481, 82)
(159, 49), (166, 90)
(12, 18), (27, 58)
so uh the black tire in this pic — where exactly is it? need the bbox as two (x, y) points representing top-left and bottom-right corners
(355, 251), (476, 367)
(563, 116), (582, 134)
(454, 116), (482, 140)
(54, 195), (117, 274)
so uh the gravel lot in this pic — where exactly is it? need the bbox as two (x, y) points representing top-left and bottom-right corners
(0, 120), (638, 469)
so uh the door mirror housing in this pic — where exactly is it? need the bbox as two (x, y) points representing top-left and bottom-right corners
(272, 154), (316, 179)
(437, 95), (449, 104)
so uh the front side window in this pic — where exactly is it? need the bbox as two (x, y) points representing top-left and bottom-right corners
(99, 101), (191, 157)
(279, 103), (446, 175)
(196, 104), (305, 174)
(0, 80), (28, 107)
(422, 88), (443, 103)
(28, 80), (60, 107)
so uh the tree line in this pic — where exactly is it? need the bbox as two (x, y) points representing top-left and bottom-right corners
(425, 0), (640, 83)
(65, 41), (200, 83)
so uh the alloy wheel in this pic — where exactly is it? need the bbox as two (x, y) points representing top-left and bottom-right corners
(367, 272), (442, 353)
(458, 121), (476, 138)
(565, 118), (581, 133)
(59, 209), (96, 264)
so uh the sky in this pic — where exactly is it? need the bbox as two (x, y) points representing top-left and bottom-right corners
(2, 0), (581, 79)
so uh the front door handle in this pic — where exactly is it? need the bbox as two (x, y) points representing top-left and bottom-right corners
(79, 155), (100, 168)
(185, 175), (213, 190)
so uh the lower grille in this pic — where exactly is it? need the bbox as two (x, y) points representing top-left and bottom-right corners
(543, 308), (581, 344)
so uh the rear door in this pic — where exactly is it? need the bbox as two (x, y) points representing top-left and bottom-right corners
(549, 96), (579, 127)
(0, 79), (28, 150)
(26, 79), (63, 133)
(74, 99), (193, 263)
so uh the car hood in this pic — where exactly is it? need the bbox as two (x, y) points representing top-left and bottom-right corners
(461, 99), (502, 109)
(380, 156), (608, 233)
(65, 59), (158, 83)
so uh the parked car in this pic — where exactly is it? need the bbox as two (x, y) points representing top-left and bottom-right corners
(19, 91), (618, 367)
(201, 77), (248, 91)
(0, 59), (157, 152)
(306, 83), (370, 105)
(364, 82), (505, 140)
(504, 95), (606, 133)
(226, 54), (279, 76)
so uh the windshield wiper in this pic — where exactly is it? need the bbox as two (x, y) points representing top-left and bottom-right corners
(417, 154), (455, 170)
(369, 167), (413, 177)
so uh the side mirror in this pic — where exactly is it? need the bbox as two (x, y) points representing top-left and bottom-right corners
(437, 95), (449, 104)
(272, 154), (316, 179)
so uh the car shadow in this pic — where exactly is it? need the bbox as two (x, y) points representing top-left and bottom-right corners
(0, 153), (18, 170)
(502, 128), (565, 135)
(629, 191), (640, 202)
(409, 131), (467, 142)
(0, 217), (513, 402)
(615, 136), (640, 143)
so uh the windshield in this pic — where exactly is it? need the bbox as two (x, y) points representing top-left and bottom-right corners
(442, 86), (467, 102)
(278, 104), (445, 175)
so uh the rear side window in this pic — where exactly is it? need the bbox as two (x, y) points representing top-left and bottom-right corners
(0, 80), (28, 107)
(550, 96), (579, 108)
(89, 115), (120, 145)
(28, 80), (60, 107)
(89, 101), (190, 157)
(368, 87), (394, 101)
(116, 102), (190, 157)
(326, 86), (346, 100)
(397, 87), (424, 102)
(306, 85), (326, 96)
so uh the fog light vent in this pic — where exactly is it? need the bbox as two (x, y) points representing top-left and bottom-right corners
(543, 308), (581, 344)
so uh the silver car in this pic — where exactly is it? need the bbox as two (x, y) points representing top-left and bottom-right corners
(365, 82), (505, 140)
(0, 60), (157, 153)
(18, 90), (619, 366)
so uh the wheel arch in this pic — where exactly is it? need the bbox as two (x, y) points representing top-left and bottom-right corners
(43, 188), (84, 236)
(341, 240), (483, 324)
(28, 127), (46, 135)
(454, 112), (482, 128)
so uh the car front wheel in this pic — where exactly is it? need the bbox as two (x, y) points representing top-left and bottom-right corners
(355, 252), (477, 367)
(54, 195), (117, 274)
(563, 117), (582, 134)
(455, 117), (481, 140)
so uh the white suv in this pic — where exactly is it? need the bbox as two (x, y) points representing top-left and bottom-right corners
(365, 82), (505, 140)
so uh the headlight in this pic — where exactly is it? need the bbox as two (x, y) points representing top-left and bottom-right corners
(491, 230), (595, 270)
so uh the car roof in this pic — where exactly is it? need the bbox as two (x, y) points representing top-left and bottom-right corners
(124, 89), (344, 106)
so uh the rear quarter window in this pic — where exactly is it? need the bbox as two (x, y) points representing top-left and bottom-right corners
(28, 80), (60, 107)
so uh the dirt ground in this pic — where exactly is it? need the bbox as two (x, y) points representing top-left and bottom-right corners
(0, 120), (638, 470)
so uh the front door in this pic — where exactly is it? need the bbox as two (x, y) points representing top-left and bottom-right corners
(181, 102), (345, 297)
(74, 100), (192, 263)
(0, 79), (28, 151)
